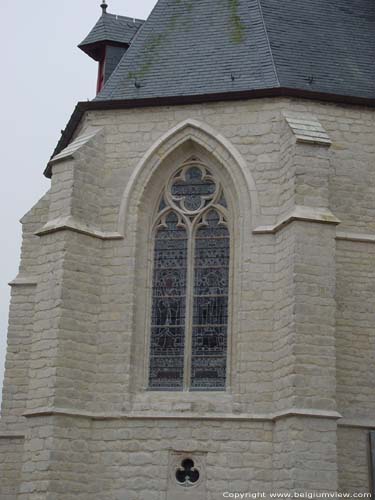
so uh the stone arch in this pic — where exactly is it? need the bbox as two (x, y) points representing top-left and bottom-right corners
(117, 118), (259, 237)
(124, 119), (259, 397)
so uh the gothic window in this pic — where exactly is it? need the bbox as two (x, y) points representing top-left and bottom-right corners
(148, 161), (231, 391)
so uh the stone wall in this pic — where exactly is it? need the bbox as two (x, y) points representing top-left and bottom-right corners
(337, 427), (371, 494)
(1, 97), (374, 497)
(0, 437), (24, 500)
(90, 419), (273, 500)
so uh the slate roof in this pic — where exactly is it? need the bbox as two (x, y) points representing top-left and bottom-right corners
(261, 0), (375, 99)
(79, 12), (144, 52)
(95, 0), (375, 101)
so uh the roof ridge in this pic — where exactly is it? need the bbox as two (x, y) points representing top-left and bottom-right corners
(102, 13), (142, 40)
(105, 12), (144, 24)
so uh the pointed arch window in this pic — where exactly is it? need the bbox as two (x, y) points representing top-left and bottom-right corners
(148, 161), (230, 391)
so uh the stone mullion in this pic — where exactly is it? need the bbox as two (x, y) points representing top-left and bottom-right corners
(183, 221), (195, 390)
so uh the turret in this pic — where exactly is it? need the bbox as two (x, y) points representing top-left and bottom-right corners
(78, 1), (144, 94)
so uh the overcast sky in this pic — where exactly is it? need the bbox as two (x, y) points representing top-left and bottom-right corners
(0, 0), (157, 401)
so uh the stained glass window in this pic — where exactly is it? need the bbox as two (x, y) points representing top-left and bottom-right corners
(148, 162), (230, 391)
(149, 212), (187, 390)
(191, 210), (229, 390)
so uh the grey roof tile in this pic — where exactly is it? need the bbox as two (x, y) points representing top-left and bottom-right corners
(261, 0), (375, 99)
(95, 0), (279, 100)
(79, 12), (144, 48)
(92, 0), (375, 101)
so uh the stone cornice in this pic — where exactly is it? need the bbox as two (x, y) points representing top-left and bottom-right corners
(253, 206), (341, 235)
(3, 415), (373, 440)
(272, 408), (341, 421)
(338, 418), (375, 429)
(8, 275), (38, 287)
(23, 407), (342, 422)
(34, 216), (375, 244)
(0, 432), (25, 439)
(336, 230), (375, 244)
(35, 216), (123, 240)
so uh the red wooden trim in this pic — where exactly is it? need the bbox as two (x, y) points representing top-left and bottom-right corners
(96, 47), (106, 94)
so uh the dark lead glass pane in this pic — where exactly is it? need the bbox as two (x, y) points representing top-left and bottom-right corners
(194, 268), (229, 295)
(154, 245), (187, 269)
(152, 297), (186, 326)
(192, 326), (227, 355)
(150, 327), (185, 355)
(158, 196), (167, 211)
(149, 212), (187, 390)
(149, 326), (185, 390)
(193, 296), (228, 325)
(171, 166), (216, 212)
(218, 191), (228, 208)
(152, 269), (186, 296)
(195, 244), (230, 268)
(190, 354), (227, 390)
(148, 354), (184, 391)
(191, 209), (230, 390)
(196, 226), (229, 238)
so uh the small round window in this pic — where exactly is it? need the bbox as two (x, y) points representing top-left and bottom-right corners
(175, 458), (200, 488)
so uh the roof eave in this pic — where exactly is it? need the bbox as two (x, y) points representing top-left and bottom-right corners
(44, 87), (375, 178)
(78, 40), (130, 61)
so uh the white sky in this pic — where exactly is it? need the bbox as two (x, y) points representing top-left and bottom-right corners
(0, 0), (157, 401)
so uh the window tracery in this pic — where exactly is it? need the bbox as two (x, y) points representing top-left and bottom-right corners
(148, 160), (230, 391)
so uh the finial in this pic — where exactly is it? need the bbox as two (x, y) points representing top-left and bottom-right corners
(101, 1), (108, 14)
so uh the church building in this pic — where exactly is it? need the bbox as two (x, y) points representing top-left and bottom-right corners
(1, 0), (375, 498)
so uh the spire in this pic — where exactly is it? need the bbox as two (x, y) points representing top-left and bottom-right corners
(100, 1), (108, 14)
